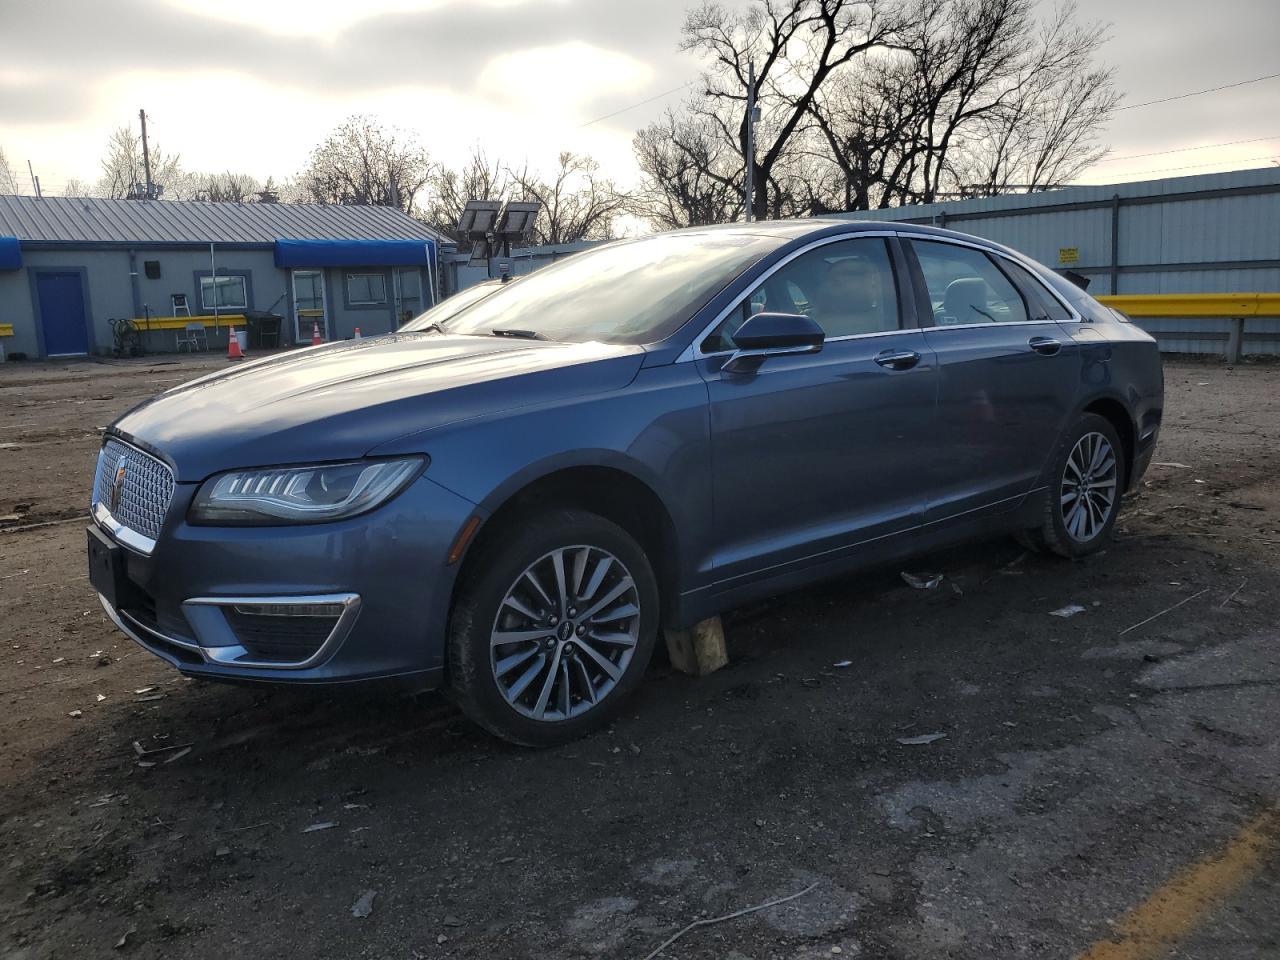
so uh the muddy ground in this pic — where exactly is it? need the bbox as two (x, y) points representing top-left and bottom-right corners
(1, 355), (1277, 960)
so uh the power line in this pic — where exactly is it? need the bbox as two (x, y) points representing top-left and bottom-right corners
(1115, 70), (1280, 112)
(1077, 152), (1279, 184)
(1096, 133), (1280, 164)
(579, 79), (699, 128)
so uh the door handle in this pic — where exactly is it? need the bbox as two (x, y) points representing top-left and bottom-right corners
(1028, 336), (1062, 356)
(875, 349), (921, 370)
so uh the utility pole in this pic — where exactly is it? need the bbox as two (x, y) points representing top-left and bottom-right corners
(27, 159), (42, 199)
(139, 108), (154, 200)
(744, 61), (757, 222)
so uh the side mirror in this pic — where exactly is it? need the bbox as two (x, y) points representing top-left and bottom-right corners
(722, 311), (824, 373)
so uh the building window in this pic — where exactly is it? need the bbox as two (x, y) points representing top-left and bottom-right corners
(347, 272), (387, 305)
(200, 275), (248, 311)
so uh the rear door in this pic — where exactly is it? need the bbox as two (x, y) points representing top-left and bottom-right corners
(696, 235), (937, 584)
(904, 237), (1079, 522)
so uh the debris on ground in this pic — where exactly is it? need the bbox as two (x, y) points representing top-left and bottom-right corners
(303, 821), (339, 833)
(638, 880), (820, 960)
(215, 846), (230, 858)
(67, 710), (82, 718)
(351, 890), (377, 919)
(832, 660), (853, 668)
(113, 927), (136, 950)
(442, 915), (464, 927)
(1153, 461), (1191, 469)
(896, 733), (947, 745)
(1049, 604), (1087, 618)
(901, 571), (944, 590)
(1118, 587), (1210, 637)
(132, 740), (192, 760)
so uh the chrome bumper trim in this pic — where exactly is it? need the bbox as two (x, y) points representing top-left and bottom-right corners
(93, 502), (157, 556)
(98, 593), (206, 659)
(181, 593), (361, 670)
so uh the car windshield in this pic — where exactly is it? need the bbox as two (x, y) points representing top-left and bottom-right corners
(434, 231), (782, 345)
(400, 281), (505, 331)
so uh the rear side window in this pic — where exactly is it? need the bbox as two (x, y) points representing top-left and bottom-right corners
(703, 237), (900, 352)
(910, 240), (1029, 326)
(997, 258), (1073, 322)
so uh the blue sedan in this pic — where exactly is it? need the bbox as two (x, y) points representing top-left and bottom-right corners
(87, 220), (1163, 744)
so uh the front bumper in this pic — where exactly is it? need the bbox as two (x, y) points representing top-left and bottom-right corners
(92, 474), (476, 686)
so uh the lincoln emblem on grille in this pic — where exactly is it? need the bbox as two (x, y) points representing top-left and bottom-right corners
(110, 456), (128, 514)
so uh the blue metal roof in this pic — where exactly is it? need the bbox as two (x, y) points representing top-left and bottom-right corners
(0, 195), (442, 246)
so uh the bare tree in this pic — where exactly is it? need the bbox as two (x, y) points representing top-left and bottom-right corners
(681, 0), (914, 220)
(61, 177), (93, 198)
(633, 109), (745, 228)
(423, 148), (512, 239)
(296, 115), (431, 212)
(637, 0), (1117, 226)
(0, 147), (20, 194)
(510, 152), (630, 245)
(96, 125), (183, 199)
(187, 171), (264, 203)
(956, 4), (1118, 195)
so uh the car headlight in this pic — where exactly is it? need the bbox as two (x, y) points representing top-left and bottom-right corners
(189, 457), (426, 525)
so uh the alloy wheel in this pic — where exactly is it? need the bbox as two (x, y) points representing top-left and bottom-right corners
(1060, 431), (1118, 543)
(489, 545), (640, 722)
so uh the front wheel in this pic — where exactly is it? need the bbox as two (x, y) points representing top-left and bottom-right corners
(1019, 413), (1125, 559)
(446, 509), (659, 746)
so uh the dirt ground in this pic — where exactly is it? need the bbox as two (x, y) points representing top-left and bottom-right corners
(1, 354), (1278, 960)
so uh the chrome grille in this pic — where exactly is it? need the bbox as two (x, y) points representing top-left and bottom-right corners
(93, 439), (175, 543)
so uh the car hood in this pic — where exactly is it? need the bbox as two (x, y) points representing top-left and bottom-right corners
(112, 332), (645, 482)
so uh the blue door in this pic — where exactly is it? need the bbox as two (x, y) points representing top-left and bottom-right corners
(36, 272), (90, 356)
(696, 237), (937, 583)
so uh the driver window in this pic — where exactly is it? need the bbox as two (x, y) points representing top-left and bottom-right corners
(702, 238), (900, 352)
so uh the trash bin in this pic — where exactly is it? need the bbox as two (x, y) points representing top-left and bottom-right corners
(237, 330), (249, 353)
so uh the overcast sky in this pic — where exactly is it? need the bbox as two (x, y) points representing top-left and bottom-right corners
(1, 0), (1277, 197)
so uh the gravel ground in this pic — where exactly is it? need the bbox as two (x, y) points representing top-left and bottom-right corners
(1, 354), (1277, 960)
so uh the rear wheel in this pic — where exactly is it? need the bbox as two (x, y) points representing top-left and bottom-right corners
(1019, 413), (1124, 559)
(447, 509), (659, 746)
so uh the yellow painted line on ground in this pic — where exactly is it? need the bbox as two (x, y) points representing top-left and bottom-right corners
(1075, 803), (1280, 960)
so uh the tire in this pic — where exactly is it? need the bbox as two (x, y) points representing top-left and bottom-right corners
(446, 508), (660, 746)
(1020, 413), (1125, 559)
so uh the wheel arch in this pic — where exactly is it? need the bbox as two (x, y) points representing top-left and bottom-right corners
(1080, 394), (1137, 489)
(452, 460), (683, 628)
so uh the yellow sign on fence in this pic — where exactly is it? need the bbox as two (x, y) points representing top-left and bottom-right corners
(1058, 247), (1080, 265)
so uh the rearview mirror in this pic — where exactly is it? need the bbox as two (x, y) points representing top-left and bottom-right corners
(722, 311), (824, 373)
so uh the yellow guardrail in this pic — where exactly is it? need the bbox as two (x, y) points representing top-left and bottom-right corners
(1095, 293), (1280, 362)
(129, 314), (248, 331)
(0, 323), (13, 337)
(1096, 293), (1280, 318)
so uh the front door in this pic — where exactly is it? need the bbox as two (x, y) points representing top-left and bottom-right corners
(292, 269), (328, 341)
(36, 271), (89, 356)
(904, 238), (1080, 522)
(392, 268), (423, 328)
(697, 236), (937, 584)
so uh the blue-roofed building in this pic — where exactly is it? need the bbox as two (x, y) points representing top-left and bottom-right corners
(0, 195), (443, 359)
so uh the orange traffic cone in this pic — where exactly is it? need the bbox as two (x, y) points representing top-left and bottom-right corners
(226, 325), (244, 361)
(354, 327), (362, 340)
(311, 321), (323, 346)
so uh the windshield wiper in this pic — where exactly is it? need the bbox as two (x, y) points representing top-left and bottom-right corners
(490, 328), (548, 341)
(421, 321), (447, 334)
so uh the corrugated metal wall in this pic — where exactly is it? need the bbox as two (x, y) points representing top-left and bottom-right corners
(830, 167), (1280, 356)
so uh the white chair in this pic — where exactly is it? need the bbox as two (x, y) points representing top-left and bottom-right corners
(175, 322), (207, 352)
